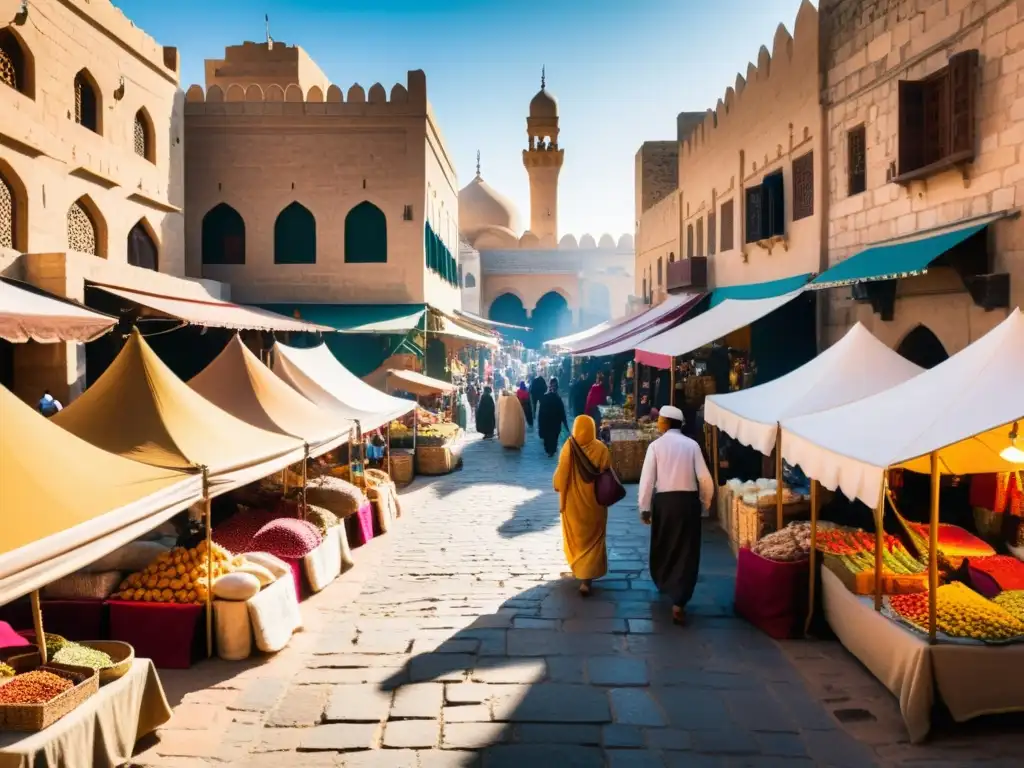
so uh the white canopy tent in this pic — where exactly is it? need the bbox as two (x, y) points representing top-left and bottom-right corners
(781, 308), (1024, 509)
(705, 323), (924, 455)
(564, 293), (697, 355)
(0, 278), (116, 343)
(544, 319), (615, 350)
(271, 342), (416, 431)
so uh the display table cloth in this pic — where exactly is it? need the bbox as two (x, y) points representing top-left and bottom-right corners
(0, 659), (171, 768)
(822, 567), (1024, 741)
(106, 600), (204, 670)
(0, 599), (106, 642)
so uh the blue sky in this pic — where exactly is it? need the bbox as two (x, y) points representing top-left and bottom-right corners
(118, 0), (810, 239)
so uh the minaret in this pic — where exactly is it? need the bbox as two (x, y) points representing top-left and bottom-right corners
(522, 67), (564, 243)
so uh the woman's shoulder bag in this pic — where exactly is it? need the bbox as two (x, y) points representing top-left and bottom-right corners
(569, 437), (626, 507)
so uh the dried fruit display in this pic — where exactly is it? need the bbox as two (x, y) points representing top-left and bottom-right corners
(889, 582), (1024, 641)
(968, 555), (1024, 591)
(751, 522), (812, 562)
(0, 670), (73, 704)
(212, 508), (279, 554)
(110, 540), (238, 604)
(305, 505), (340, 537)
(250, 518), (322, 559)
(994, 590), (1024, 622)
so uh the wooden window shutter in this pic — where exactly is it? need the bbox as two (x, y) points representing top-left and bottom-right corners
(898, 80), (925, 175)
(948, 49), (978, 160)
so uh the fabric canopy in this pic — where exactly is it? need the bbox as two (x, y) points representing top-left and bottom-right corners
(809, 220), (993, 290)
(53, 329), (305, 491)
(91, 284), (331, 333)
(0, 278), (116, 343)
(272, 342), (416, 431)
(708, 273), (812, 307)
(705, 323), (923, 455)
(635, 290), (806, 369)
(385, 369), (456, 396)
(544, 319), (614, 349)
(781, 309), (1024, 508)
(259, 303), (427, 334)
(432, 312), (499, 347)
(0, 384), (202, 604)
(574, 293), (704, 358)
(564, 294), (696, 355)
(455, 310), (530, 331)
(188, 335), (355, 458)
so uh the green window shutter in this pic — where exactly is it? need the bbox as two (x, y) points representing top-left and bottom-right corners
(344, 201), (388, 263)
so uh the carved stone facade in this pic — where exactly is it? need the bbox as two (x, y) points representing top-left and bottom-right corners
(183, 45), (461, 312)
(821, 0), (1024, 358)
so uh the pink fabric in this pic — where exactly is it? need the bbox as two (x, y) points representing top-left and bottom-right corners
(584, 384), (608, 415)
(106, 600), (204, 669)
(0, 621), (30, 652)
(356, 501), (374, 545)
(734, 547), (809, 639)
(278, 556), (304, 602)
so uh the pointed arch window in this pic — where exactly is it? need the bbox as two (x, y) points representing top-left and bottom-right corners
(134, 109), (154, 162)
(74, 70), (101, 134)
(202, 203), (245, 265)
(0, 171), (15, 251)
(127, 221), (158, 270)
(67, 200), (98, 255)
(345, 201), (387, 263)
(274, 202), (316, 264)
(0, 28), (33, 98)
(465, 273), (476, 289)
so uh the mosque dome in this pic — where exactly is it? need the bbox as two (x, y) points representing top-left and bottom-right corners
(530, 87), (558, 119)
(458, 171), (521, 240)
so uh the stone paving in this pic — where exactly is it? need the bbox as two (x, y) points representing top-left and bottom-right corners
(131, 432), (1024, 768)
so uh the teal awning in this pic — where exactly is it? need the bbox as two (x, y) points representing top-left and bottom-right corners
(258, 303), (427, 334)
(709, 273), (812, 307)
(810, 222), (988, 290)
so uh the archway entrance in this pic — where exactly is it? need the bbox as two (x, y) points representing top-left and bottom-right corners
(488, 293), (531, 346)
(897, 325), (948, 370)
(532, 291), (572, 349)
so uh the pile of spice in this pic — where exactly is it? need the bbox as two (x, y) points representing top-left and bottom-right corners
(51, 643), (114, 670)
(0, 670), (73, 704)
(0, 662), (14, 678)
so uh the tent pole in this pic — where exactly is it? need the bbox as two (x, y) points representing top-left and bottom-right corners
(712, 425), (719, 489)
(301, 444), (309, 521)
(775, 426), (784, 532)
(669, 357), (676, 408)
(31, 590), (47, 664)
(873, 478), (887, 612)
(805, 479), (819, 636)
(202, 468), (213, 658)
(387, 422), (392, 478)
(929, 453), (940, 643)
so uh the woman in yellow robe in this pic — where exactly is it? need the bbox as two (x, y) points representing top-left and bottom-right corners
(553, 414), (611, 595)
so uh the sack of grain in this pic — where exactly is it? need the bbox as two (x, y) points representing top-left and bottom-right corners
(306, 505), (340, 537)
(250, 518), (322, 559)
(82, 541), (170, 574)
(212, 573), (261, 601)
(247, 576), (301, 653)
(213, 599), (252, 661)
(243, 552), (290, 580)
(337, 525), (354, 573)
(305, 477), (368, 519)
(41, 571), (122, 600)
(303, 529), (342, 593)
(235, 562), (276, 587)
(498, 394), (526, 449)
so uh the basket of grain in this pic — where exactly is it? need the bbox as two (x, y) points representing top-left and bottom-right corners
(80, 641), (134, 685)
(0, 658), (98, 731)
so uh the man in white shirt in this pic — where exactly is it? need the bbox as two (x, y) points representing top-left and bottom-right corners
(38, 390), (63, 417)
(638, 405), (715, 625)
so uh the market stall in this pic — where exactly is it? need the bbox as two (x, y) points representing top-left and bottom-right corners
(383, 369), (464, 475)
(50, 330), (307, 665)
(0, 278), (116, 344)
(596, 405), (659, 483)
(778, 308), (1024, 741)
(0, 385), (202, 766)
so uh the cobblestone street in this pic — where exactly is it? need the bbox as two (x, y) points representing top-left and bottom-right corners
(133, 433), (1024, 768)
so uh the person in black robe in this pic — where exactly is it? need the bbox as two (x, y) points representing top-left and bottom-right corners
(529, 375), (547, 424)
(570, 374), (589, 417)
(537, 378), (569, 457)
(476, 386), (496, 439)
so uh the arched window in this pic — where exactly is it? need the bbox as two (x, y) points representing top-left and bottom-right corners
(465, 273), (477, 289)
(74, 69), (101, 134)
(201, 203), (245, 265)
(0, 170), (15, 251)
(67, 198), (99, 255)
(127, 220), (158, 270)
(344, 201), (387, 263)
(134, 109), (154, 162)
(274, 202), (316, 264)
(0, 28), (32, 98)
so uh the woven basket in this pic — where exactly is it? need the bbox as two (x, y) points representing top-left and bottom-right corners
(416, 445), (456, 476)
(731, 499), (810, 550)
(609, 438), (653, 484)
(389, 452), (414, 485)
(0, 658), (98, 731)
(80, 641), (134, 685)
(364, 469), (392, 488)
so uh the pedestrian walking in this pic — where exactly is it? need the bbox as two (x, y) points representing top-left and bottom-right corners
(585, 372), (609, 428)
(537, 378), (569, 457)
(570, 374), (588, 417)
(516, 381), (534, 428)
(637, 405), (715, 625)
(476, 386), (496, 439)
(553, 414), (611, 596)
(529, 374), (547, 424)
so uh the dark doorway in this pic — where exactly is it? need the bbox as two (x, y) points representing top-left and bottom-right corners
(127, 221), (158, 270)
(896, 325), (948, 370)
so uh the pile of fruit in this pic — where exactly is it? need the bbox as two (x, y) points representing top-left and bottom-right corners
(0, 670), (73, 704)
(109, 541), (238, 604)
(889, 582), (1024, 641)
(993, 590), (1024, 622)
(968, 555), (1024, 591)
(817, 529), (925, 575)
(751, 522), (813, 562)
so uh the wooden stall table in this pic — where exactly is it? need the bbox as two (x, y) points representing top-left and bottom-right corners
(0, 659), (171, 768)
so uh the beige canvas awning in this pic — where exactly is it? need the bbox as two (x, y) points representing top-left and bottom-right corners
(189, 335), (355, 458)
(53, 329), (306, 494)
(0, 384), (202, 604)
(0, 278), (116, 343)
(385, 369), (457, 396)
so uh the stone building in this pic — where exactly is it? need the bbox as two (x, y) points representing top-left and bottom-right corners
(183, 41), (461, 313)
(819, 0), (1022, 364)
(459, 76), (634, 345)
(0, 0), (227, 403)
(634, 0), (825, 305)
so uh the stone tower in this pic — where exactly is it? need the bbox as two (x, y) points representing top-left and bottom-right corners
(522, 68), (564, 243)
